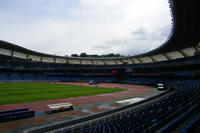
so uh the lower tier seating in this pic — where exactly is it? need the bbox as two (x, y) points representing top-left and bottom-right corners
(51, 80), (200, 133)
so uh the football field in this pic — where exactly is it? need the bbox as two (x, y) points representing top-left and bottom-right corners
(0, 82), (125, 105)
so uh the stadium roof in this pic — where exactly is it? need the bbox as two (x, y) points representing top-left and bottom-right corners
(0, 0), (200, 60)
(139, 0), (200, 57)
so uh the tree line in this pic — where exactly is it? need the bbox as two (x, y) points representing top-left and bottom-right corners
(71, 53), (125, 58)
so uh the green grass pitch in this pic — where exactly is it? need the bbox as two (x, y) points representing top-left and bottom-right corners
(0, 82), (125, 105)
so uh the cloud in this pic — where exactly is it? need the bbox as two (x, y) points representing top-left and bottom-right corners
(132, 28), (145, 36)
(93, 24), (171, 56)
(0, 0), (171, 56)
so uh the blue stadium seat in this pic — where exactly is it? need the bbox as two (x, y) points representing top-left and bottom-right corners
(10, 73), (23, 81)
(0, 73), (9, 82)
(23, 73), (35, 81)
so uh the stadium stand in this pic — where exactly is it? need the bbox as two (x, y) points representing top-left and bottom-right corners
(10, 73), (23, 81)
(36, 74), (47, 81)
(66, 81), (200, 133)
(0, 73), (9, 82)
(23, 73), (36, 81)
(0, 0), (200, 132)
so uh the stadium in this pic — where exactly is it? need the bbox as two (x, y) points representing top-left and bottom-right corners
(0, 0), (200, 132)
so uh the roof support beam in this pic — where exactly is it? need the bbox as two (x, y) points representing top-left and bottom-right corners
(149, 56), (156, 62)
(131, 57), (140, 64)
(163, 54), (170, 60)
(178, 50), (186, 57)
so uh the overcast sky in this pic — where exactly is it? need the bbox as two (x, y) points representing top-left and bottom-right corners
(0, 0), (171, 56)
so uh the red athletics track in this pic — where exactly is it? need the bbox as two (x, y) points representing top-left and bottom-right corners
(0, 82), (154, 132)
(0, 82), (154, 112)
